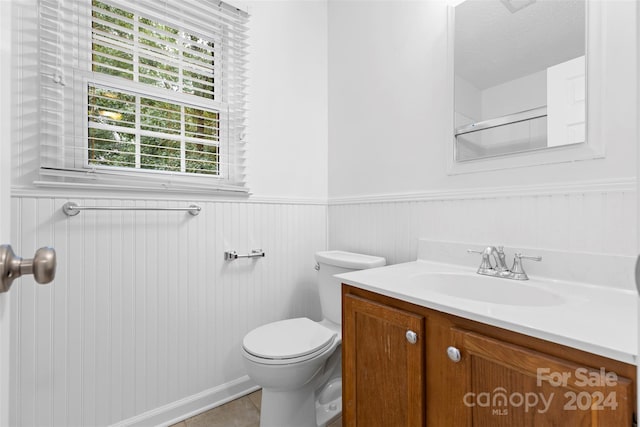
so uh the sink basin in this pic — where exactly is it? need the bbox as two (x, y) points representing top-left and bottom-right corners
(408, 272), (566, 307)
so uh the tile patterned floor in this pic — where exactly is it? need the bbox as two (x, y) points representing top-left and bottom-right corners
(170, 390), (342, 427)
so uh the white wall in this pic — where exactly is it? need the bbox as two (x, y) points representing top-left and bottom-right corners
(330, 188), (636, 266)
(328, 0), (637, 198)
(455, 69), (546, 125)
(328, 0), (442, 197)
(454, 74), (480, 127)
(246, 1), (328, 200)
(327, 0), (638, 263)
(456, 70), (548, 158)
(9, 1), (329, 426)
(481, 70), (546, 120)
(8, 0), (639, 424)
(12, 0), (329, 201)
(10, 197), (326, 426)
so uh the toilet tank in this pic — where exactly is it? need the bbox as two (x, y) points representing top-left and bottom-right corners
(315, 251), (386, 325)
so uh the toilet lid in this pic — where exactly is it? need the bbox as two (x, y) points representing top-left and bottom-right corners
(243, 318), (337, 360)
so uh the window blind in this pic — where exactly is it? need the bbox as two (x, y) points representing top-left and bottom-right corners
(38, 0), (249, 192)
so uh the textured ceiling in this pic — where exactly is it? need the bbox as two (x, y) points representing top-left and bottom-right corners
(455, 0), (585, 90)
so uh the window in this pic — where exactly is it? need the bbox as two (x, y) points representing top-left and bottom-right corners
(38, 0), (249, 192)
(88, 86), (221, 175)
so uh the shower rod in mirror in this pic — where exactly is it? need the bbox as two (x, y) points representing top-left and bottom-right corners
(454, 107), (547, 136)
(62, 201), (201, 217)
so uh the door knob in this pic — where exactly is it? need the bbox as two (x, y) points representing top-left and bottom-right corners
(0, 244), (56, 293)
(406, 330), (418, 344)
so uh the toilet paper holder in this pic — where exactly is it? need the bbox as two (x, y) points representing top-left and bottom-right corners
(225, 249), (265, 261)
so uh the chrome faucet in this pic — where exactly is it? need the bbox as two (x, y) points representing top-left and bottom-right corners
(467, 246), (541, 280)
(509, 253), (543, 280)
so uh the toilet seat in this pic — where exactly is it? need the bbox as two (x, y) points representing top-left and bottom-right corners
(243, 318), (337, 365)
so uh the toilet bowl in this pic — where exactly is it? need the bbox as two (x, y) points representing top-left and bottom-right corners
(241, 251), (386, 427)
(243, 318), (341, 427)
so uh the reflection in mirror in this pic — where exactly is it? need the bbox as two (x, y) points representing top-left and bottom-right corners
(454, 0), (586, 162)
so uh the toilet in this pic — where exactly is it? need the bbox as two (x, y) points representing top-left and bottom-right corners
(241, 250), (386, 427)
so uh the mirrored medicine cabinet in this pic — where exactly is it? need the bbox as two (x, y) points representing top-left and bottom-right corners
(449, 0), (603, 173)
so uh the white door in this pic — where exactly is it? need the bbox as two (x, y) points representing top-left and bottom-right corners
(0, 0), (12, 424)
(547, 56), (586, 147)
(0, 1), (14, 425)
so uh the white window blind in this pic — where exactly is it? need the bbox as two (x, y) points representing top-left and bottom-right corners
(38, 0), (249, 192)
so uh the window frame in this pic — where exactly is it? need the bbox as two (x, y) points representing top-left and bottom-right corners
(38, 0), (248, 194)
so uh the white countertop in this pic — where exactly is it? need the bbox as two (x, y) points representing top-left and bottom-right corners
(337, 259), (638, 365)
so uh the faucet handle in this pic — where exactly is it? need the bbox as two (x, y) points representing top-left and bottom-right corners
(510, 253), (542, 280)
(515, 253), (542, 262)
(467, 249), (493, 273)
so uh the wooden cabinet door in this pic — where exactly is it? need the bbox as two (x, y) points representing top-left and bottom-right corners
(461, 331), (634, 427)
(343, 294), (425, 427)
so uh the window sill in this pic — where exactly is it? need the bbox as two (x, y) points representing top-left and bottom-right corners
(34, 168), (250, 199)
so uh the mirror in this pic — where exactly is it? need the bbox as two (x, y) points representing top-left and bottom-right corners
(454, 0), (586, 162)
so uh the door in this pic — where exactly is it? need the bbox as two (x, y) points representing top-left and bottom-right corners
(343, 293), (425, 427)
(0, 1), (13, 425)
(547, 56), (586, 148)
(461, 331), (634, 426)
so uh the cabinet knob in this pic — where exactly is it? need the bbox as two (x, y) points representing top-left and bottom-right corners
(406, 330), (418, 344)
(447, 346), (461, 362)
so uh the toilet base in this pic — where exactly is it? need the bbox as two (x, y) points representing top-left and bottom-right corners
(315, 378), (342, 427)
(260, 383), (316, 427)
(259, 378), (343, 427)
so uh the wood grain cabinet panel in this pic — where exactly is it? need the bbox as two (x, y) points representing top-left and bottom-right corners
(343, 294), (425, 427)
(342, 285), (636, 427)
(461, 331), (634, 427)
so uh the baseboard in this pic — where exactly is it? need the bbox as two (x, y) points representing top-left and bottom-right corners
(109, 376), (259, 427)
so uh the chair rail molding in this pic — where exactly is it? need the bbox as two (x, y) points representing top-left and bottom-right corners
(328, 177), (636, 205)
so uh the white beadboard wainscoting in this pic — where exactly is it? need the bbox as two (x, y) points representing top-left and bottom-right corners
(328, 180), (637, 266)
(9, 195), (327, 427)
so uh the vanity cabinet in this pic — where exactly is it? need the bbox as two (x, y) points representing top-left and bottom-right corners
(342, 294), (425, 426)
(342, 285), (636, 427)
(460, 331), (634, 426)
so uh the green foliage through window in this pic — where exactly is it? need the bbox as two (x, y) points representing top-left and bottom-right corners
(89, 0), (220, 176)
(88, 85), (219, 175)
